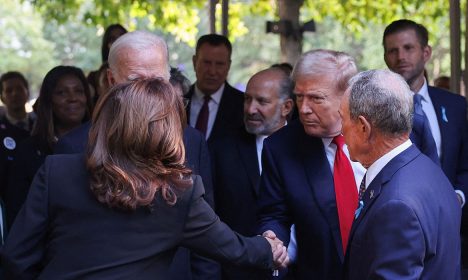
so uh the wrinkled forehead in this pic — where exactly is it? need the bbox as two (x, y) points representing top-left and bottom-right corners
(115, 48), (169, 81)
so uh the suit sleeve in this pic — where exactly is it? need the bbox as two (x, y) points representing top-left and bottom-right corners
(256, 141), (292, 244)
(454, 117), (468, 197)
(181, 176), (273, 270)
(2, 158), (50, 279)
(360, 200), (425, 279)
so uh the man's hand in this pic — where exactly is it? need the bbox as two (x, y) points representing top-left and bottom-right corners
(263, 230), (289, 269)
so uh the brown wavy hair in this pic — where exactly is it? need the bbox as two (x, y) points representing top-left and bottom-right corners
(86, 78), (192, 210)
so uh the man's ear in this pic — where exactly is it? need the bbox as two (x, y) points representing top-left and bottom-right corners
(192, 55), (197, 70)
(281, 98), (294, 118)
(107, 68), (116, 87)
(423, 45), (432, 64)
(358, 115), (372, 140)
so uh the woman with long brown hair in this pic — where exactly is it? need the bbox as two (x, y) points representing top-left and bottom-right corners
(2, 78), (287, 279)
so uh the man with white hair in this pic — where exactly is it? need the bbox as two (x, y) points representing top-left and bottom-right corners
(342, 69), (461, 279)
(257, 49), (366, 279)
(55, 30), (219, 280)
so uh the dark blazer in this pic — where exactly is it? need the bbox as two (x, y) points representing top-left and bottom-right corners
(2, 154), (273, 280)
(53, 121), (219, 280)
(0, 119), (29, 199)
(185, 83), (244, 146)
(4, 136), (49, 228)
(427, 86), (468, 195)
(344, 145), (461, 279)
(257, 121), (344, 280)
(210, 129), (266, 279)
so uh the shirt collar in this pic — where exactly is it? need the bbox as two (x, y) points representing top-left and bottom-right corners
(194, 83), (225, 105)
(365, 139), (412, 189)
(415, 79), (430, 101)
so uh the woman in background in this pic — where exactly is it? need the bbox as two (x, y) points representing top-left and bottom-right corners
(2, 78), (287, 279)
(5, 65), (92, 227)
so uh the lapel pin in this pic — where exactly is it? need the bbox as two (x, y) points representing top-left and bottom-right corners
(369, 190), (374, 199)
(441, 106), (448, 123)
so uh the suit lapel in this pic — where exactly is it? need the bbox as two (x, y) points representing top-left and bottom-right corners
(184, 86), (195, 124)
(348, 145), (421, 242)
(237, 132), (261, 196)
(300, 133), (344, 260)
(210, 83), (231, 142)
(428, 87), (449, 165)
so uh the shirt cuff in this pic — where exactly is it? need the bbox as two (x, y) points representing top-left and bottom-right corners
(455, 189), (465, 207)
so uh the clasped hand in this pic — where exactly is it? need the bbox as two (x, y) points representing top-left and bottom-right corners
(263, 230), (289, 269)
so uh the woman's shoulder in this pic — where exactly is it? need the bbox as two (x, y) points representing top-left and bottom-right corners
(43, 153), (87, 178)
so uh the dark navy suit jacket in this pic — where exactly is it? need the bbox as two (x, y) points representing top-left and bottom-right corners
(344, 145), (461, 279)
(210, 129), (268, 279)
(54, 121), (219, 280)
(257, 121), (344, 280)
(426, 86), (468, 196)
(185, 83), (244, 146)
(2, 154), (273, 279)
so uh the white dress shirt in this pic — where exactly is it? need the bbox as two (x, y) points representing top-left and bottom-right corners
(189, 84), (225, 140)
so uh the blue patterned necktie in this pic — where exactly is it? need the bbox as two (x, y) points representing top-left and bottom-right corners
(411, 94), (439, 165)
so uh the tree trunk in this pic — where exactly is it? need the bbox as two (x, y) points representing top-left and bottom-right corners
(278, 0), (304, 65)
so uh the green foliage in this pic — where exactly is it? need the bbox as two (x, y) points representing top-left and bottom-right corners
(0, 0), (58, 95)
(4, 0), (458, 95)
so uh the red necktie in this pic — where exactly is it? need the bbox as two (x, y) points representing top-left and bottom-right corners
(332, 135), (358, 252)
(195, 95), (210, 136)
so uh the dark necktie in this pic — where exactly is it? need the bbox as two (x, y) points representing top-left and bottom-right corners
(332, 135), (358, 252)
(410, 94), (439, 165)
(195, 95), (210, 136)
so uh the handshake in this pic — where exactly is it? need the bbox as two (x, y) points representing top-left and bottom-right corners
(262, 230), (289, 272)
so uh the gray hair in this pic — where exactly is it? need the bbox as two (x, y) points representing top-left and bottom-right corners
(291, 49), (357, 93)
(108, 31), (170, 80)
(347, 69), (413, 136)
(273, 69), (293, 102)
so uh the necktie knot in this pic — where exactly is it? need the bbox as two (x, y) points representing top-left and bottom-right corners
(332, 135), (345, 149)
(203, 94), (211, 103)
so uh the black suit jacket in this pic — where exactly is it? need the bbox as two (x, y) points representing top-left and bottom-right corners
(54, 122), (219, 280)
(0, 119), (29, 199)
(2, 154), (273, 279)
(4, 136), (49, 228)
(210, 129), (267, 280)
(185, 83), (244, 146)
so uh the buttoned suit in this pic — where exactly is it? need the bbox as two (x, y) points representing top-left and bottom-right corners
(425, 87), (468, 195)
(344, 145), (461, 279)
(210, 129), (266, 279)
(257, 121), (345, 279)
